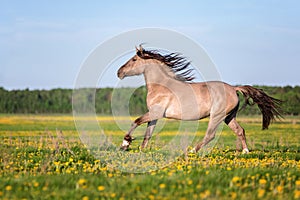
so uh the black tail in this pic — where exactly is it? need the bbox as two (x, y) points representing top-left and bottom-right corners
(236, 85), (283, 129)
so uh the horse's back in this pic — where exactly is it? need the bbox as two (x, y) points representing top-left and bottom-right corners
(192, 81), (239, 116)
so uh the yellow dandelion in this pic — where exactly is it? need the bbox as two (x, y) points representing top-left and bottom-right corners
(257, 189), (265, 198)
(200, 190), (210, 199)
(151, 189), (158, 194)
(159, 183), (166, 189)
(259, 179), (267, 185)
(231, 176), (242, 187)
(78, 178), (86, 184)
(232, 176), (240, 183)
(294, 190), (300, 199)
(82, 196), (89, 200)
(5, 185), (12, 191)
(296, 180), (300, 188)
(76, 178), (87, 189)
(97, 185), (105, 191)
(33, 181), (39, 187)
(276, 185), (284, 194)
(110, 193), (116, 198)
(230, 192), (237, 199)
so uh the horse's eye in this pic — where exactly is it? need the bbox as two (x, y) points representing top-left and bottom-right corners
(132, 58), (137, 61)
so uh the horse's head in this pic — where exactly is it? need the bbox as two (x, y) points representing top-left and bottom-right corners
(117, 45), (149, 79)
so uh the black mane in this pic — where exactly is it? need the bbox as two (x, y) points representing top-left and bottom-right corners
(137, 47), (195, 82)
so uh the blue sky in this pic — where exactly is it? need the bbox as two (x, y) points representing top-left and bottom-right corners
(1, 1), (299, 90)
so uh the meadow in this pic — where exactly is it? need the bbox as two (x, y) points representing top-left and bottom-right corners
(0, 115), (299, 199)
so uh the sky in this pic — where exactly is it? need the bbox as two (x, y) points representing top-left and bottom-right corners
(1, 0), (300, 90)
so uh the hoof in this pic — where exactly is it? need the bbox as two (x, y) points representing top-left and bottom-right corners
(120, 146), (129, 151)
(189, 148), (197, 154)
(120, 147), (127, 151)
(242, 148), (249, 154)
(120, 140), (130, 151)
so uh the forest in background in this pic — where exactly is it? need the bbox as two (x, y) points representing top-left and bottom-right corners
(0, 85), (299, 115)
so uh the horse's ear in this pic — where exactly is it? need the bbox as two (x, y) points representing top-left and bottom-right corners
(139, 44), (144, 52)
(136, 48), (141, 57)
(136, 45), (144, 57)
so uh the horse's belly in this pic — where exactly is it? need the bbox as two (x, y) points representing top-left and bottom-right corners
(164, 103), (209, 121)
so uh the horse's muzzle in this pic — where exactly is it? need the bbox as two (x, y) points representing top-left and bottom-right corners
(117, 69), (125, 79)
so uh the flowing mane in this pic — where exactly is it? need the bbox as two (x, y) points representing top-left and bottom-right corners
(136, 46), (195, 82)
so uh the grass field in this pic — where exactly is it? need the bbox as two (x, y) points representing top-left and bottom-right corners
(0, 115), (299, 200)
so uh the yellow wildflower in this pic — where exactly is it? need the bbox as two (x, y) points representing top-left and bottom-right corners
(33, 181), (39, 187)
(76, 178), (87, 189)
(259, 179), (267, 186)
(82, 196), (89, 200)
(276, 185), (284, 194)
(294, 190), (300, 199)
(200, 190), (210, 199)
(230, 192), (237, 200)
(159, 183), (166, 189)
(232, 176), (240, 182)
(187, 179), (193, 185)
(5, 185), (12, 191)
(231, 176), (242, 187)
(257, 189), (265, 198)
(98, 185), (105, 191)
(296, 180), (300, 188)
(110, 193), (116, 198)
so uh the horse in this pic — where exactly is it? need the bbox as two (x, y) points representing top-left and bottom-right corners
(117, 45), (282, 153)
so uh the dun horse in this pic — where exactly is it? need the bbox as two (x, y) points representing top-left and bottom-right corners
(117, 45), (282, 153)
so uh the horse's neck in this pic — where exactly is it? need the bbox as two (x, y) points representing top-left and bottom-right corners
(143, 63), (181, 95)
(144, 63), (176, 84)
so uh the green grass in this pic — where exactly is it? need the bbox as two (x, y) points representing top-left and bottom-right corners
(0, 115), (299, 199)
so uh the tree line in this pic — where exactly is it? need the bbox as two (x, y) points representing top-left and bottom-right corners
(0, 85), (299, 115)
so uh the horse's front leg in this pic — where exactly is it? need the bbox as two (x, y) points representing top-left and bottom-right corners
(141, 120), (158, 149)
(120, 113), (151, 150)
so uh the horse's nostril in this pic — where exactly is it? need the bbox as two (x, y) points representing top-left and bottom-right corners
(117, 70), (125, 79)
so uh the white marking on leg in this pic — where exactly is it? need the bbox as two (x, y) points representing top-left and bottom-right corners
(122, 140), (130, 147)
(242, 148), (249, 154)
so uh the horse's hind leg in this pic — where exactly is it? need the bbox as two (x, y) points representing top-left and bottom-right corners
(141, 120), (157, 149)
(227, 118), (249, 154)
